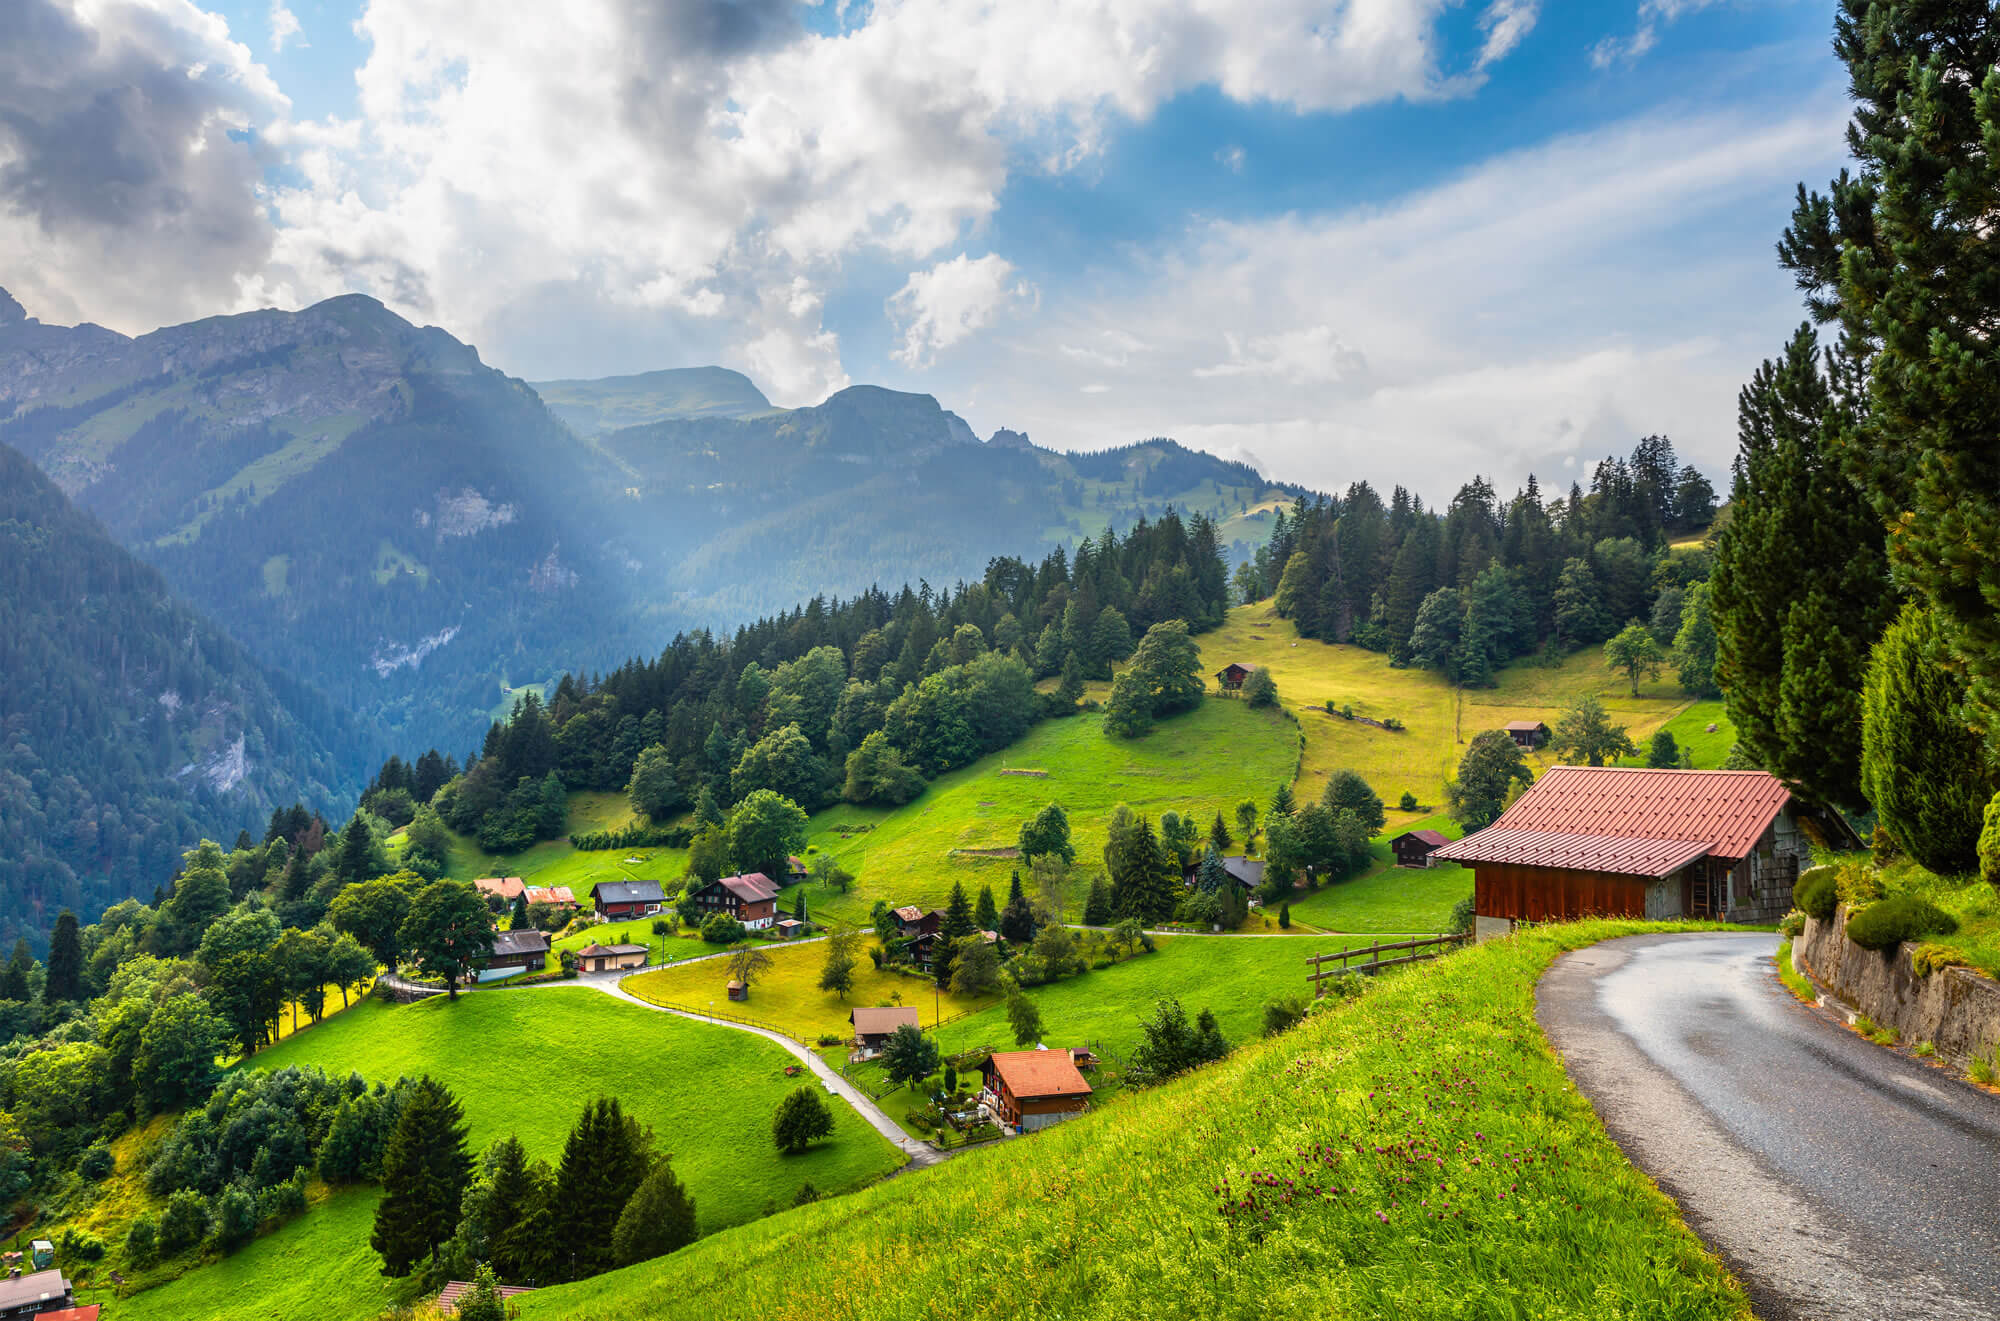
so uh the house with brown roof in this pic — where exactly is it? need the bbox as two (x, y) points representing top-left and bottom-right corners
(893, 905), (940, 939)
(786, 855), (811, 884)
(849, 1005), (921, 1053)
(1214, 661), (1261, 692)
(980, 1048), (1093, 1132)
(0, 1268), (73, 1321)
(688, 873), (780, 930)
(573, 942), (648, 974)
(590, 880), (665, 920)
(1503, 720), (1551, 750)
(473, 876), (526, 903)
(1433, 766), (1815, 937)
(1391, 828), (1450, 868)
(523, 884), (576, 908)
(482, 928), (550, 980)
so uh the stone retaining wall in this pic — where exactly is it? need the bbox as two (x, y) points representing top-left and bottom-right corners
(1794, 906), (2000, 1067)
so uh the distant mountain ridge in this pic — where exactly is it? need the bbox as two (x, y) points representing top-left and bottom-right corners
(0, 440), (370, 950)
(0, 288), (1314, 755)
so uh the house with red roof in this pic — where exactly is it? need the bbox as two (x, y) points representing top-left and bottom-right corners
(1434, 766), (1819, 937)
(979, 1048), (1093, 1133)
(1391, 828), (1451, 868)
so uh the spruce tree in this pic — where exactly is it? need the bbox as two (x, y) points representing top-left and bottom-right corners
(1107, 814), (1176, 924)
(1711, 325), (1893, 809)
(1208, 811), (1233, 852)
(1860, 606), (1995, 875)
(940, 882), (975, 941)
(44, 910), (82, 1002)
(335, 812), (377, 886)
(974, 885), (999, 933)
(509, 892), (530, 931)
(1082, 877), (1112, 926)
(1269, 782), (1296, 817)
(556, 1097), (653, 1278)
(371, 1077), (472, 1276)
(1321, 771), (1386, 833)
(484, 1138), (556, 1285)
(611, 1158), (698, 1266)
(998, 871), (1037, 944)
(0, 939), (30, 1002)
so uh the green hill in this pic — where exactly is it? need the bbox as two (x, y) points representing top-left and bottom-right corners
(510, 921), (1750, 1321)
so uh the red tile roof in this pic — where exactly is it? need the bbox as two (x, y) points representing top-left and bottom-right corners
(524, 885), (575, 905)
(1401, 829), (1450, 847)
(718, 872), (779, 903)
(474, 876), (526, 899)
(38, 1308), (99, 1321)
(1481, 765), (1790, 860)
(1432, 829), (1712, 878)
(988, 1049), (1093, 1099)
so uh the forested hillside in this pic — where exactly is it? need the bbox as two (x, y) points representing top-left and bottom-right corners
(0, 442), (368, 950)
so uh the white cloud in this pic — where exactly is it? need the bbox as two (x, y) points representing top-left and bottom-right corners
(1217, 144), (1246, 172)
(268, 1), (301, 51)
(1592, 0), (1718, 68)
(1477, 0), (1538, 68)
(921, 97), (1849, 502)
(887, 253), (1035, 367)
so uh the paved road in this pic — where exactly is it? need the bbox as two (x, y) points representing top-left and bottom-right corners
(1540, 932), (2000, 1321)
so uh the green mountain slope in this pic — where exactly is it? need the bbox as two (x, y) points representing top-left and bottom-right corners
(0, 441), (367, 949)
(513, 922), (1749, 1321)
(530, 365), (779, 432)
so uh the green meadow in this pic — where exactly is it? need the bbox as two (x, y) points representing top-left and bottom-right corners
(515, 921), (1753, 1321)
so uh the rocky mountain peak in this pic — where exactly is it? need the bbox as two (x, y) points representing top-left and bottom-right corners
(0, 288), (24, 327)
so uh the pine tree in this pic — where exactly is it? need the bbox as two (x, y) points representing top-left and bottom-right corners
(334, 812), (376, 886)
(0, 939), (30, 1002)
(998, 871), (1037, 944)
(1208, 811), (1233, 852)
(1270, 782), (1296, 817)
(940, 882), (975, 941)
(974, 885), (999, 933)
(1711, 325), (1893, 809)
(371, 1077), (472, 1276)
(1105, 812), (1176, 924)
(509, 892), (530, 931)
(1082, 877), (1112, 926)
(1860, 606), (1995, 875)
(611, 1158), (698, 1266)
(556, 1097), (653, 1278)
(44, 910), (82, 1002)
(484, 1138), (557, 1285)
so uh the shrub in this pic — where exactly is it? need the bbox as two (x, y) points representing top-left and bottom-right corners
(700, 913), (746, 944)
(1792, 867), (1839, 921)
(259, 1169), (308, 1221)
(1381, 716), (1404, 731)
(213, 1183), (259, 1252)
(1845, 895), (1958, 951)
(1777, 911), (1805, 938)
(1981, 790), (2000, 889)
(157, 1187), (211, 1255)
(77, 1142), (115, 1181)
(1242, 667), (1278, 708)
(1971, 1050), (1997, 1085)
(124, 1216), (157, 1264)
(1261, 994), (1309, 1037)
(1398, 792), (1418, 812)
(1448, 897), (1475, 937)
(56, 1228), (104, 1261)
(1836, 862), (1884, 909)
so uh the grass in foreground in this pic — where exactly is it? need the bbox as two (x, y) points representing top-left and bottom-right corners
(516, 920), (1752, 1321)
(1773, 939), (1817, 1004)
(248, 989), (903, 1231)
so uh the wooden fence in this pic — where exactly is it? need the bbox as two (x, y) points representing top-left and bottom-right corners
(1306, 934), (1469, 995)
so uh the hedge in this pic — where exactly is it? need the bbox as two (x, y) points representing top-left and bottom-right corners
(1844, 895), (1958, 952)
(1792, 866), (1839, 922)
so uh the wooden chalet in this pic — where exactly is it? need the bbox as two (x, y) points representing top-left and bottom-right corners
(893, 905), (942, 940)
(0, 1269), (73, 1321)
(438, 1280), (536, 1315)
(689, 872), (780, 930)
(523, 884), (576, 908)
(1391, 829), (1450, 868)
(850, 1005), (921, 1052)
(980, 1049), (1093, 1132)
(1214, 661), (1261, 692)
(473, 876), (526, 903)
(1433, 767), (1813, 936)
(1181, 855), (1266, 892)
(574, 942), (648, 974)
(785, 855), (811, 884)
(1503, 720), (1550, 750)
(483, 928), (549, 979)
(590, 880), (665, 920)
(908, 928), (997, 971)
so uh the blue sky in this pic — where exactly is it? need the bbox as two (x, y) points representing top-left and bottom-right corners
(1, 0), (1850, 499)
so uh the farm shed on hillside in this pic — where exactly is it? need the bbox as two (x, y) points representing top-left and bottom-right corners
(850, 1005), (921, 1052)
(980, 1049), (1093, 1133)
(786, 855), (811, 883)
(590, 880), (665, 920)
(1182, 855), (1266, 891)
(1214, 661), (1261, 692)
(574, 943), (648, 974)
(1391, 829), (1450, 868)
(1434, 766), (1812, 938)
(688, 873), (780, 930)
(1504, 720), (1551, 750)
(483, 928), (550, 979)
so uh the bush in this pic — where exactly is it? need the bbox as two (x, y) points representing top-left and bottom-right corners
(1792, 867), (1839, 922)
(213, 1183), (259, 1252)
(124, 1216), (157, 1264)
(1398, 792), (1418, 812)
(1981, 790), (2000, 888)
(1447, 896), (1475, 936)
(1777, 911), (1805, 938)
(258, 1169), (308, 1221)
(56, 1228), (105, 1261)
(77, 1142), (115, 1181)
(1845, 895), (1958, 951)
(157, 1187), (211, 1255)
(1261, 994), (1309, 1037)
(1836, 863), (1885, 909)
(700, 913), (746, 944)
(1911, 943), (1969, 978)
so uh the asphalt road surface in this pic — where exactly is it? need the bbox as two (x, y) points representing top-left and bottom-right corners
(1539, 932), (2000, 1321)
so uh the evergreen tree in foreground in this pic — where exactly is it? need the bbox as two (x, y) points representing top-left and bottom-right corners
(1860, 606), (1995, 876)
(556, 1096), (653, 1278)
(372, 1077), (473, 1276)
(612, 1158), (698, 1267)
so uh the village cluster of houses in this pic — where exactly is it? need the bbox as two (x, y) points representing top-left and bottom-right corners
(848, 1006), (1096, 1135)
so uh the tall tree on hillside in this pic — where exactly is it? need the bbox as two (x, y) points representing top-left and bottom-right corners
(1018, 803), (1075, 867)
(398, 882), (494, 999)
(1104, 808), (1176, 924)
(1711, 325), (1893, 809)
(557, 1097), (653, 1279)
(999, 871), (1037, 944)
(726, 790), (810, 883)
(1776, 2), (2000, 747)
(328, 874), (418, 971)
(164, 840), (232, 950)
(0, 939), (31, 1002)
(1861, 606), (1995, 876)
(612, 1158), (698, 1267)
(1672, 581), (1721, 697)
(1447, 731), (1532, 831)
(43, 910), (82, 1002)
(333, 812), (378, 887)
(1603, 622), (1665, 697)
(372, 1077), (473, 1276)
(1550, 695), (1637, 768)
(1322, 772), (1385, 834)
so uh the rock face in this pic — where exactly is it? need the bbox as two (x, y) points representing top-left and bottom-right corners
(1794, 906), (2000, 1066)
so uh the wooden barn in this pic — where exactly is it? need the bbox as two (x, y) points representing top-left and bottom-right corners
(850, 1005), (921, 1053)
(979, 1049), (1093, 1133)
(1391, 829), (1450, 868)
(1433, 766), (1813, 937)
(1503, 720), (1550, 750)
(590, 880), (665, 920)
(688, 873), (780, 930)
(482, 928), (549, 980)
(1214, 661), (1261, 692)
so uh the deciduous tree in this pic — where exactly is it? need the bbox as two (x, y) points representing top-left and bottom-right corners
(771, 1086), (834, 1154)
(1550, 694), (1637, 768)
(1447, 730), (1532, 831)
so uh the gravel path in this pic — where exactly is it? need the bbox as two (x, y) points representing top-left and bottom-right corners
(1539, 931), (2000, 1321)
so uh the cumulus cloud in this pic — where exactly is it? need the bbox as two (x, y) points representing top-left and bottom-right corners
(268, 1), (301, 50)
(887, 253), (1034, 367)
(916, 97), (1849, 502)
(0, 0), (284, 329)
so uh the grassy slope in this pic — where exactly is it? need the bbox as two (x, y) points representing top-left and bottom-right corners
(516, 921), (1751, 1321)
(805, 700), (1300, 925)
(1282, 813), (1470, 932)
(391, 789), (691, 903)
(247, 990), (903, 1231)
(1842, 854), (2000, 979)
(1197, 603), (1704, 827)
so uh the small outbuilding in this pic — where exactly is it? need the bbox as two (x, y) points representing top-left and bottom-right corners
(1391, 829), (1451, 868)
(438, 1280), (536, 1315)
(1214, 661), (1261, 692)
(726, 979), (748, 1002)
(775, 918), (806, 939)
(850, 1005), (922, 1052)
(980, 1048), (1093, 1133)
(1503, 720), (1550, 750)
(786, 855), (811, 884)
(573, 943), (649, 974)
